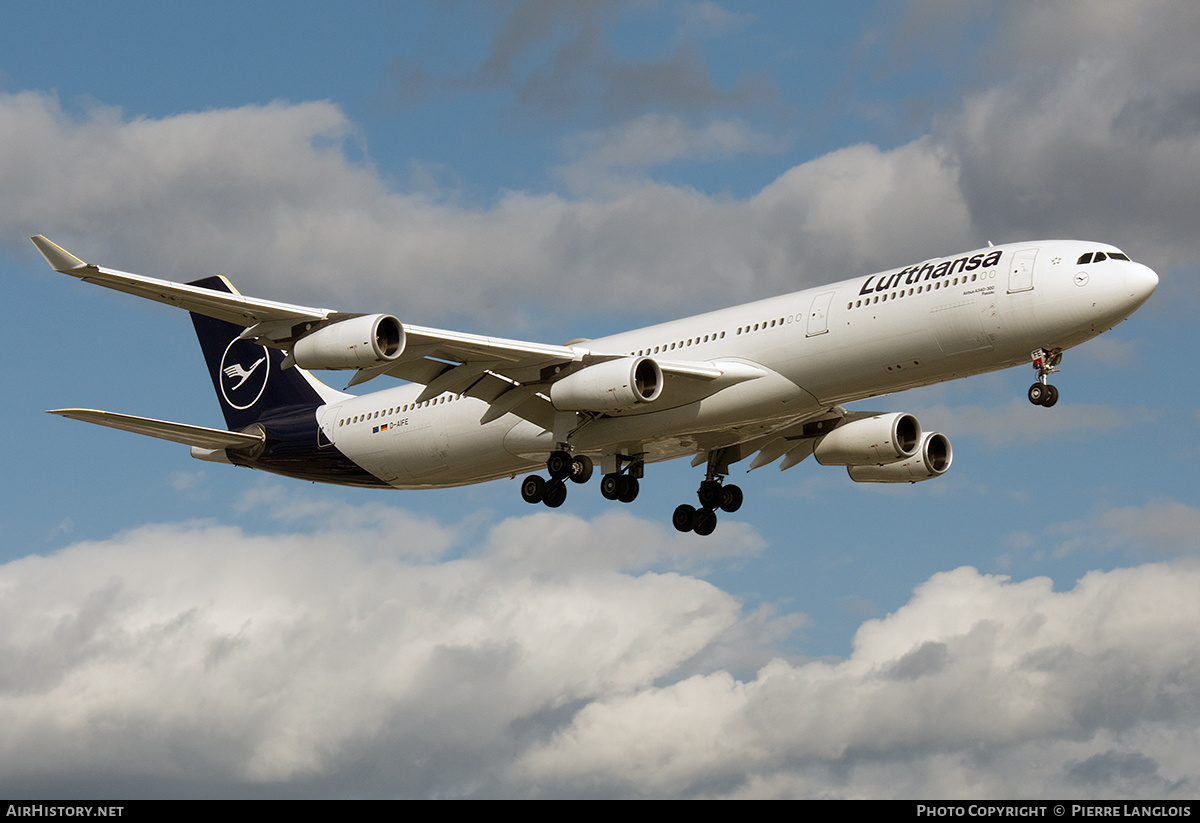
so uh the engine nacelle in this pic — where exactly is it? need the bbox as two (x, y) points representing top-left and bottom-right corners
(813, 413), (921, 466)
(847, 432), (953, 483)
(549, 356), (664, 412)
(291, 314), (405, 370)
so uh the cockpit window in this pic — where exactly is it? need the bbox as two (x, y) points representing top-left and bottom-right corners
(1078, 250), (1132, 264)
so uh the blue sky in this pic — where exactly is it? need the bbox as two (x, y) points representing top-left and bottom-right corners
(2, 0), (1199, 799)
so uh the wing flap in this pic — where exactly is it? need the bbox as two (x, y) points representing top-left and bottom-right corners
(48, 409), (265, 451)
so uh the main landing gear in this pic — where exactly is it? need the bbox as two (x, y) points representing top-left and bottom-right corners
(673, 450), (743, 536)
(519, 448), (743, 536)
(672, 480), (743, 536)
(596, 452), (643, 504)
(599, 471), (640, 503)
(520, 449), (593, 508)
(1028, 347), (1062, 407)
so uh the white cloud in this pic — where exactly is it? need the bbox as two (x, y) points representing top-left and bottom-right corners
(513, 562), (1200, 798)
(1050, 500), (1200, 558)
(559, 113), (784, 190)
(3, 498), (1200, 797)
(13, 0), (1199, 348)
(0, 498), (770, 796)
(0, 92), (971, 339)
(937, 0), (1200, 273)
(9, 2), (1200, 352)
(750, 139), (973, 277)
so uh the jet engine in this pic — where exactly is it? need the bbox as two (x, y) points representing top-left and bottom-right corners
(549, 356), (664, 412)
(291, 314), (405, 370)
(847, 432), (953, 483)
(813, 413), (921, 466)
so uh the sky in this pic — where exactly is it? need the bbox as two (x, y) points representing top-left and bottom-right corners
(1, 0), (1198, 799)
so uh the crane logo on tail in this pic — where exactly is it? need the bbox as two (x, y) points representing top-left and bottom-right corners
(219, 338), (270, 410)
(223, 357), (264, 389)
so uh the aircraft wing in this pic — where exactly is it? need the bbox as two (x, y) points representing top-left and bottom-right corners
(31, 235), (333, 328)
(33, 236), (760, 431)
(32, 234), (578, 373)
(48, 409), (265, 450)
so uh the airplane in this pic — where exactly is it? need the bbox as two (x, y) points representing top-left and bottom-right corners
(31, 235), (1158, 535)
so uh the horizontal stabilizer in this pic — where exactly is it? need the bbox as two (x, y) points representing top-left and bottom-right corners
(48, 409), (265, 451)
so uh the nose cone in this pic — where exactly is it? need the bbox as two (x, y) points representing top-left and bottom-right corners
(1129, 262), (1159, 306)
(1084, 259), (1159, 333)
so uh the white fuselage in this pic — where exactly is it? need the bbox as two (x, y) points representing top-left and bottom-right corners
(320, 240), (1158, 488)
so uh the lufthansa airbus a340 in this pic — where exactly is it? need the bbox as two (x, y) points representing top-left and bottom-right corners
(32, 235), (1157, 535)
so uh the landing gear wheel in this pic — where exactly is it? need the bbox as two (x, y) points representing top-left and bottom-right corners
(693, 508), (718, 536)
(673, 504), (698, 533)
(520, 475), (546, 504)
(617, 476), (639, 503)
(1028, 383), (1059, 407)
(569, 455), (594, 484)
(1029, 348), (1063, 407)
(600, 473), (622, 500)
(719, 484), (743, 513)
(600, 473), (639, 503)
(542, 480), (567, 508)
(546, 450), (572, 480)
(698, 479), (723, 509)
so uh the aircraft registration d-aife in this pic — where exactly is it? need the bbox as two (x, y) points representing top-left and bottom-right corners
(33, 235), (1157, 535)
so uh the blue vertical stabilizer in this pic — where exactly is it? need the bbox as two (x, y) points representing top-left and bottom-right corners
(187, 276), (325, 431)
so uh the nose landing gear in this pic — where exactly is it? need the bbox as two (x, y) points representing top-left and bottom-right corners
(1028, 347), (1062, 407)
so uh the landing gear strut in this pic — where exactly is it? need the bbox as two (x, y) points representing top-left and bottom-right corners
(674, 451), (743, 536)
(520, 449), (593, 508)
(1028, 347), (1062, 407)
